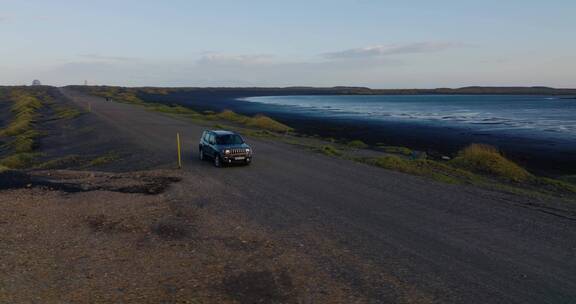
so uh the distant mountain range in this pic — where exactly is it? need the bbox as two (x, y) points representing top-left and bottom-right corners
(69, 85), (576, 98)
(336, 86), (576, 95)
(145, 86), (576, 96)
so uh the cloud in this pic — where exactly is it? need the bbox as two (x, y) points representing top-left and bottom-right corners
(0, 14), (58, 24)
(196, 53), (276, 67)
(78, 53), (139, 62)
(194, 51), (402, 70)
(36, 43), (458, 87)
(323, 42), (463, 59)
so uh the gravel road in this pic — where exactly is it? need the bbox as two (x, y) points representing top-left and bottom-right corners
(60, 87), (576, 304)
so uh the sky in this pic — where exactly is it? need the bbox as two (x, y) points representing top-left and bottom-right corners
(0, 0), (575, 88)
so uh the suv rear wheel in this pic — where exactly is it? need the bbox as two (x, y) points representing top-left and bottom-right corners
(199, 148), (205, 161)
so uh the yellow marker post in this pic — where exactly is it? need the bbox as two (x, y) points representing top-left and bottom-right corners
(176, 133), (182, 169)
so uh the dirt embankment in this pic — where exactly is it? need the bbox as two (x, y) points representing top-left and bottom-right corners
(0, 169), (365, 303)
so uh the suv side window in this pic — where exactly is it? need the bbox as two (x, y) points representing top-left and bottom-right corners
(208, 133), (215, 145)
(202, 132), (209, 143)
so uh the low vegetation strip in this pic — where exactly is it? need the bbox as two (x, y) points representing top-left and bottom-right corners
(362, 144), (576, 197)
(75, 86), (293, 133)
(0, 90), (44, 169)
(0, 91), (42, 137)
(313, 139), (576, 197)
(0, 88), (87, 170)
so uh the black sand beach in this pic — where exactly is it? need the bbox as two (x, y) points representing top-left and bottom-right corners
(139, 91), (576, 177)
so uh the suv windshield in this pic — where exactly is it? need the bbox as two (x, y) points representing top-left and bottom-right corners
(216, 134), (244, 145)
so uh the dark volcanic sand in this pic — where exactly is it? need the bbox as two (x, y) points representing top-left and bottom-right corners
(140, 92), (576, 177)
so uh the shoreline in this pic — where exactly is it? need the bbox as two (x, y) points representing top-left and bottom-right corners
(142, 94), (576, 177)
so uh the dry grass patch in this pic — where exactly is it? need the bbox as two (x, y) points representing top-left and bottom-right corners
(5, 129), (41, 153)
(369, 156), (479, 184)
(0, 153), (38, 169)
(318, 145), (343, 157)
(145, 103), (200, 116)
(379, 145), (413, 156)
(211, 110), (293, 133)
(214, 109), (247, 123)
(450, 144), (531, 182)
(53, 104), (82, 119)
(245, 115), (292, 133)
(35, 155), (85, 170)
(347, 140), (369, 149)
(83, 152), (120, 168)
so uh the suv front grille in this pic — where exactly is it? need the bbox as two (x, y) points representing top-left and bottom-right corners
(229, 148), (247, 156)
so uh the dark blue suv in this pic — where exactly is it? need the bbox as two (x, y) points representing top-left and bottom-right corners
(199, 130), (253, 167)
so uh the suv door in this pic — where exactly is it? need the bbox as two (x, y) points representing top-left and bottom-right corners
(199, 131), (207, 151)
(207, 133), (217, 157)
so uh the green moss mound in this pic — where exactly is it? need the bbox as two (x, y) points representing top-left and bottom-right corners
(214, 110), (247, 123)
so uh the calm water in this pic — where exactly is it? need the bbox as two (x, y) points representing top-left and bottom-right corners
(241, 95), (576, 142)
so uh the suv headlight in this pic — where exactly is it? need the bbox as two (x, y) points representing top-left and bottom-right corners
(224, 149), (230, 154)
(245, 148), (251, 153)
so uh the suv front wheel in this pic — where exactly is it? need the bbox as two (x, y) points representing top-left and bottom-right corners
(213, 154), (222, 167)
